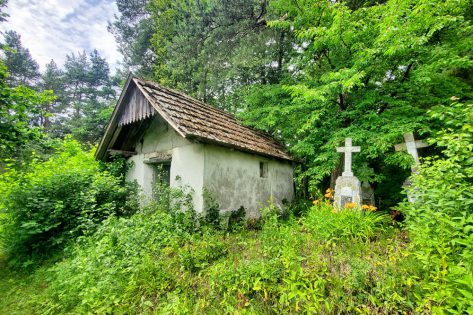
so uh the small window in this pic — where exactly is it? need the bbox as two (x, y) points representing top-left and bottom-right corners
(260, 161), (268, 178)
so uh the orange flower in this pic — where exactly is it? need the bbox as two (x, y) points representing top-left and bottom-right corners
(362, 204), (377, 212)
(344, 202), (357, 209)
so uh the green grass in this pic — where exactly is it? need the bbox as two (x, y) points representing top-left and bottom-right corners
(0, 205), (428, 314)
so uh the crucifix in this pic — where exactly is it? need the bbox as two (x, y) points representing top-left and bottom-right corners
(394, 132), (428, 172)
(337, 138), (361, 177)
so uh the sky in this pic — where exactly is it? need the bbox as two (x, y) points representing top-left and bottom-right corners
(0, 0), (122, 71)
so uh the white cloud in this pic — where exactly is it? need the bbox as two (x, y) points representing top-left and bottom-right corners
(0, 0), (121, 71)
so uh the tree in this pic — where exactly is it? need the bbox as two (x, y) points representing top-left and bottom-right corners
(0, 0), (8, 23)
(148, 0), (292, 106)
(0, 59), (53, 167)
(38, 60), (65, 131)
(108, 0), (155, 77)
(2, 30), (40, 87)
(52, 50), (117, 144)
(238, 0), (473, 205)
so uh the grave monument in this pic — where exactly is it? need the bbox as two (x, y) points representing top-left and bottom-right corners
(394, 132), (428, 202)
(333, 138), (362, 209)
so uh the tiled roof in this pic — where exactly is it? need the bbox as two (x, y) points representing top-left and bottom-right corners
(96, 74), (293, 161)
(133, 78), (293, 161)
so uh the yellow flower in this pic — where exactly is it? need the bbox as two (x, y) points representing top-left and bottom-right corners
(362, 204), (378, 212)
(313, 199), (320, 205)
(344, 202), (357, 209)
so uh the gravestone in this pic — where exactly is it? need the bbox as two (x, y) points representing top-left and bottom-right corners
(394, 132), (428, 202)
(361, 182), (375, 206)
(334, 138), (362, 209)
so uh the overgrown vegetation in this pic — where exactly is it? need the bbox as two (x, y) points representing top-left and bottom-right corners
(1, 0), (472, 313)
(0, 140), (138, 265)
(1, 108), (472, 313)
(0, 200), (410, 314)
(398, 102), (473, 314)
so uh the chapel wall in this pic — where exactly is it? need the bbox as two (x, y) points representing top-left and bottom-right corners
(203, 144), (294, 218)
(125, 115), (205, 211)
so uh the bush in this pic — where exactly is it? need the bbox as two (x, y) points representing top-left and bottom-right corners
(399, 102), (473, 314)
(0, 139), (138, 263)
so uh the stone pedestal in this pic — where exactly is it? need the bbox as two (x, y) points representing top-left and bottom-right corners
(403, 178), (417, 203)
(334, 175), (362, 209)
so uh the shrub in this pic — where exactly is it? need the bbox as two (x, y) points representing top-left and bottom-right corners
(399, 102), (473, 313)
(0, 139), (138, 263)
(43, 211), (182, 314)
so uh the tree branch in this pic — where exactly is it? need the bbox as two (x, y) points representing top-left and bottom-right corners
(400, 62), (414, 83)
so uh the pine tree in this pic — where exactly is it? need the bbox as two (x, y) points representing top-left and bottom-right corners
(108, 0), (155, 76)
(2, 30), (40, 87)
(54, 50), (117, 143)
(38, 60), (65, 131)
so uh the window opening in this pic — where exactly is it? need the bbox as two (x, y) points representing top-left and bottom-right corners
(260, 161), (268, 178)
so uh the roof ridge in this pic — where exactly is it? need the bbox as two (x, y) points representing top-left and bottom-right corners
(130, 76), (293, 161)
(135, 77), (235, 119)
(135, 77), (280, 142)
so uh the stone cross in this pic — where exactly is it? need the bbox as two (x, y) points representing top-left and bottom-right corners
(394, 132), (428, 171)
(337, 138), (361, 177)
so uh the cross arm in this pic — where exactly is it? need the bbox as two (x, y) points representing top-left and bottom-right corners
(415, 140), (428, 148)
(394, 143), (406, 152)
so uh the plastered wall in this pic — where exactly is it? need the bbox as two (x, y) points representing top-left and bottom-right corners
(203, 144), (294, 218)
(125, 116), (204, 211)
(125, 116), (294, 217)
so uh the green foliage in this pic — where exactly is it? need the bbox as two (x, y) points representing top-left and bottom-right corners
(1, 199), (428, 314)
(0, 58), (54, 167)
(240, 0), (473, 203)
(202, 187), (221, 229)
(0, 139), (138, 262)
(400, 101), (473, 314)
(108, 0), (156, 77)
(304, 204), (391, 242)
(144, 0), (290, 107)
(2, 30), (40, 87)
(51, 50), (118, 144)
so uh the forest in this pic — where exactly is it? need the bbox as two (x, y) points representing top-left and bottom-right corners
(0, 0), (472, 314)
